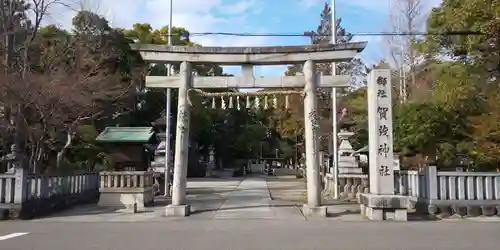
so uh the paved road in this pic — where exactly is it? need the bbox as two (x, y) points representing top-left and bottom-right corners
(2, 220), (500, 250)
(1, 175), (500, 250)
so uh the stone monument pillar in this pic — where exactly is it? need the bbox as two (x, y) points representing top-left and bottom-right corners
(206, 147), (215, 177)
(302, 60), (327, 217)
(359, 69), (409, 221)
(165, 61), (192, 217)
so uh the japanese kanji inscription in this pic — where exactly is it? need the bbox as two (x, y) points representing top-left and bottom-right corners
(368, 70), (394, 195)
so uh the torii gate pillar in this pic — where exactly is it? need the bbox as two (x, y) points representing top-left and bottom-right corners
(165, 61), (192, 216)
(302, 60), (326, 217)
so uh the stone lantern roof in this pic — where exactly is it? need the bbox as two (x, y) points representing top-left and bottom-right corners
(151, 116), (167, 127)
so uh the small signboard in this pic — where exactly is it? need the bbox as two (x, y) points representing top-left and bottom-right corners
(393, 155), (400, 171)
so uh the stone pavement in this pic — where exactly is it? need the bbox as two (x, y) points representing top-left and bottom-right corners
(266, 170), (366, 221)
(26, 177), (244, 222)
(213, 176), (274, 219)
(212, 176), (304, 220)
(1, 173), (500, 249)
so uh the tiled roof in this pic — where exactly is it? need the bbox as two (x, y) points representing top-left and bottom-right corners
(95, 127), (154, 143)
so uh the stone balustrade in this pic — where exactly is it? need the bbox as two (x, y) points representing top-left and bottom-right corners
(326, 165), (500, 217)
(324, 171), (416, 201)
(395, 166), (500, 216)
(338, 174), (369, 199)
(395, 170), (424, 197)
(324, 173), (369, 200)
(98, 171), (154, 210)
(0, 169), (99, 219)
(434, 172), (500, 202)
(0, 173), (17, 205)
(394, 170), (424, 208)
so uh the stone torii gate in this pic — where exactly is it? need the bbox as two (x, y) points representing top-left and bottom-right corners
(131, 42), (366, 217)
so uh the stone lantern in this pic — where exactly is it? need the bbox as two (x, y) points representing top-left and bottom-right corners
(150, 115), (173, 176)
(206, 146), (215, 176)
(0, 144), (26, 173)
(336, 108), (362, 174)
(338, 108), (356, 133)
(454, 151), (473, 172)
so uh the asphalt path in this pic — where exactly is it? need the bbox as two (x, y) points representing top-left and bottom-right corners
(1, 220), (500, 250)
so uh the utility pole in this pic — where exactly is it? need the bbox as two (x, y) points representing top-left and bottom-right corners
(331, 0), (339, 199)
(164, 0), (173, 197)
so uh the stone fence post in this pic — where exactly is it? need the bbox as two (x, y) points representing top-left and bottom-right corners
(424, 165), (438, 200)
(13, 167), (27, 204)
(1, 145), (28, 205)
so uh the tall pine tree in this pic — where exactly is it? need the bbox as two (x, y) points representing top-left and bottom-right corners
(281, 2), (368, 151)
(0, 0), (32, 69)
(0, 0), (34, 154)
(285, 2), (368, 87)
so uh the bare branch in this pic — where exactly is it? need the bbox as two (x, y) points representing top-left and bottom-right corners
(0, 8), (138, 169)
(384, 0), (426, 102)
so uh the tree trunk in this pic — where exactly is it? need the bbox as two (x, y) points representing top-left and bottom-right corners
(13, 105), (26, 156)
(56, 129), (73, 169)
(30, 139), (45, 173)
(35, 145), (44, 172)
(29, 141), (36, 172)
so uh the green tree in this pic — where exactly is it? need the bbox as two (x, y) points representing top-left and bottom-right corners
(422, 0), (500, 79)
(121, 23), (271, 167)
(469, 90), (500, 169)
(0, 0), (42, 157)
(0, 10), (145, 171)
(305, 2), (368, 86)
(278, 2), (370, 154)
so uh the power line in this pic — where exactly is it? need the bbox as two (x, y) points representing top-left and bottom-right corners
(126, 30), (482, 43)
(127, 31), (482, 42)
(186, 31), (482, 37)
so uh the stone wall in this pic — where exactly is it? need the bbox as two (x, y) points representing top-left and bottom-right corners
(324, 173), (369, 200)
(0, 169), (100, 220)
(397, 166), (500, 217)
(98, 171), (154, 210)
(325, 166), (500, 217)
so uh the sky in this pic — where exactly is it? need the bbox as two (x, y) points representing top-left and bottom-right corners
(45, 0), (443, 76)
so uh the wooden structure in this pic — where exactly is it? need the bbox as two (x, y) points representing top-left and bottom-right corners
(95, 127), (158, 171)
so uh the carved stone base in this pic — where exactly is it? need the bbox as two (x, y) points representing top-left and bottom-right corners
(425, 204), (500, 218)
(359, 193), (409, 221)
(124, 203), (138, 214)
(0, 208), (8, 220)
(98, 188), (154, 210)
(302, 204), (327, 218)
(165, 204), (191, 217)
